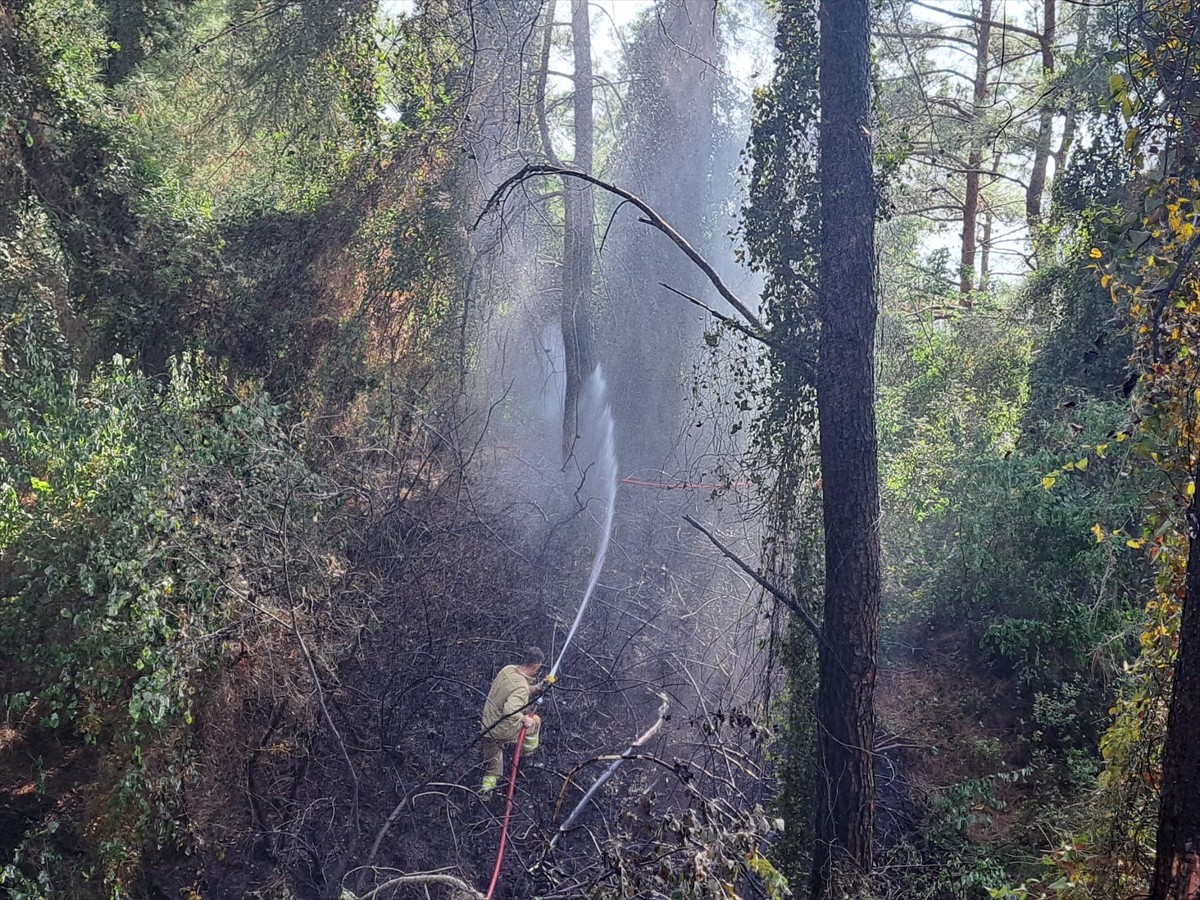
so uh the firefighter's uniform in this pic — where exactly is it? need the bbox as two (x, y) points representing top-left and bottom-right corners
(479, 664), (541, 796)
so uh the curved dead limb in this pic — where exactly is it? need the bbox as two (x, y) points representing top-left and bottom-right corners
(476, 164), (816, 385)
(545, 693), (670, 855)
(657, 282), (804, 367)
(345, 869), (485, 899)
(552, 752), (697, 824)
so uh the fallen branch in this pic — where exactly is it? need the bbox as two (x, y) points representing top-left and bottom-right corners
(552, 753), (694, 823)
(344, 870), (485, 899)
(681, 514), (824, 646)
(546, 693), (670, 854)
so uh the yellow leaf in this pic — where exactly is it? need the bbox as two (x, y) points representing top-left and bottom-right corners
(1042, 475), (1057, 491)
(1189, 482), (1196, 497)
(1128, 538), (1146, 549)
(1101, 274), (1112, 288)
(1096, 444), (1108, 456)
(1117, 431), (1129, 442)
(1090, 247), (1103, 258)
(1075, 457), (1089, 471)
(1092, 523), (1105, 543)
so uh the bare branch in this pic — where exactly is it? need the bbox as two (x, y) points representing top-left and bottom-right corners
(659, 283), (815, 379)
(346, 870), (486, 899)
(478, 164), (802, 365)
(682, 514), (824, 646)
(546, 694), (670, 853)
(910, 0), (1045, 42)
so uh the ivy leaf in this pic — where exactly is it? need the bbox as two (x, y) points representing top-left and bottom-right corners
(1041, 475), (1057, 491)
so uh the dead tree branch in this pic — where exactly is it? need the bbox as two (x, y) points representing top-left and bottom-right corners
(346, 870), (486, 899)
(476, 164), (816, 384)
(682, 514), (824, 645)
(659, 282), (802, 362)
(547, 693), (670, 853)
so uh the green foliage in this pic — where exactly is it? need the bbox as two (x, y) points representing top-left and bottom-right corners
(879, 295), (1147, 692)
(877, 769), (1035, 900)
(3, 0), (456, 391)
(0, 822), (64, 900)
(0, 302), (339, 891)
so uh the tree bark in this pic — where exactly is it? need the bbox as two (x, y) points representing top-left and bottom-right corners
(812, 0), (880, 896)
(961, 0), (991, 296)
(981, 208), (992, 286)
(1151, 463), (1200, 900)
(561, 0), (596, 461)
(1051, 2), (1089, 223)
(1026, 0), (1056, 263)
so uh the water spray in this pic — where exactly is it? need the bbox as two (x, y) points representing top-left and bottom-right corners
(483, 367), (618, 899)
(547, 366), (619, 681)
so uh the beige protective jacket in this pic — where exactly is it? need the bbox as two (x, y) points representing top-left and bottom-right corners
(481, 664), (533, 743)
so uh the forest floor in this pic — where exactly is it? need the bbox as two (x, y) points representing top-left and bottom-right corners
(877, 623), (1040, 848)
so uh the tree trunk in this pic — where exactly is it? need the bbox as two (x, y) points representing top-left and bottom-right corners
(561, 0), (595, 461)
(980, 208), (992, 287)
(961, 0), (991, 296)
(1151, 465), (1200, 900)
(1026, 0), (1056, 264)
(812, 0), (880, 896)
(1051, 2), (1089, 220)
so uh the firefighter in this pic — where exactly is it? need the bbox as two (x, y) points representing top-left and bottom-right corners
(479, 646), (550, 799)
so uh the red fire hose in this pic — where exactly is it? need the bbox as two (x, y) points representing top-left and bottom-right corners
(483, 721), (529, 900)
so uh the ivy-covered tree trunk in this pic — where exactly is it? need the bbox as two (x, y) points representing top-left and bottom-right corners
(741, 0), (822, 882)
(1151, 467), (1200, 900)
(812, 0), (879, 895)
(561, 0), (596, 461)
